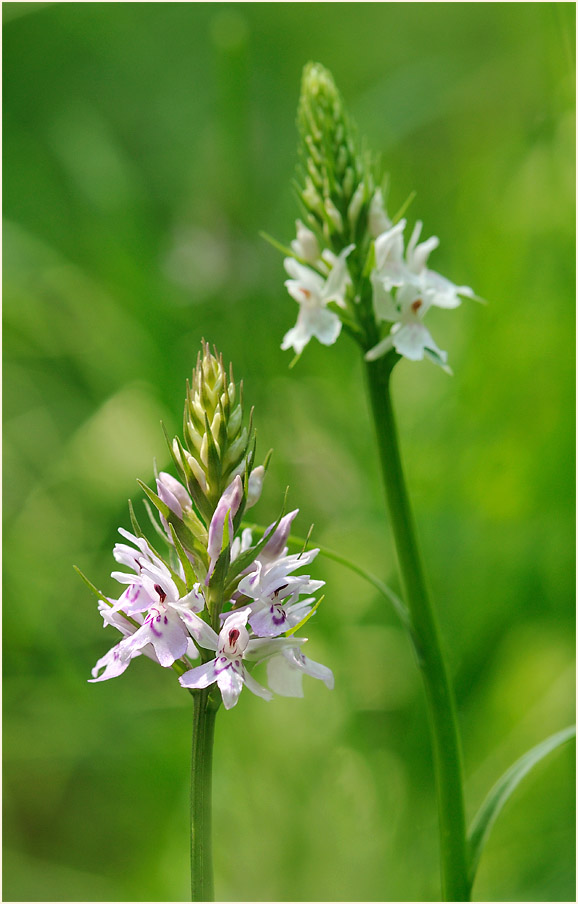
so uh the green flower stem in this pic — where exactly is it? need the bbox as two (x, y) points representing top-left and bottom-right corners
(365, 354), (469, 902)
(190, 687), (217, 902)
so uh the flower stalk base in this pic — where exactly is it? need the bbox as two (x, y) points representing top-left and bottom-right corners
(364, 354), (470, 902)
(190, 688), (217, 902)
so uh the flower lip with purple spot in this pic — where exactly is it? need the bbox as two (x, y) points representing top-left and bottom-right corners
(271, 605), (287, 626)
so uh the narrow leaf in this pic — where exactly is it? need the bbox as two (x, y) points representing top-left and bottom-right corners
(467, 725), (576, 887)
(73, 566), (111, 607)
(168, 523), (200, 589)
(259, 230), (306, 263)
(73, 566), (141, 631)
(285, 596), (323, 637)
(392, 189), (416, 224)
(143, 499), (174, 544)
(137, 479), (172, 520)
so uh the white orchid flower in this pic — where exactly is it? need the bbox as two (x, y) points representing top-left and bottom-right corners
(367, 218), (475, 369)
(281, 244), (354, 355)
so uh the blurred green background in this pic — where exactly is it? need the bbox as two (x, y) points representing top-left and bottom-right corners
(3, 3), (575, 901)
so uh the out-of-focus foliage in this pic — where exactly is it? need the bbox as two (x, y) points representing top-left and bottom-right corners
(3, 3), (575, 901)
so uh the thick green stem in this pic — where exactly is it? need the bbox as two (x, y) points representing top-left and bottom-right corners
(190, 688), (217, 902)
(365, 355), (470, 902)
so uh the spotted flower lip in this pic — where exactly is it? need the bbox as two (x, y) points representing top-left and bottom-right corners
(89, 581), (206, 681)
(179, 610), (273, 710)
(226, 537), (323, 637)
(366, 283), (449, 368)
(247, 595), (317, 638)
(237, 548), (323, 602)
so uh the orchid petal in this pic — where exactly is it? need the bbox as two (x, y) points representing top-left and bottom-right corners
(266, 653), (305, 697)
(184, 613), (219, 651)
(89, 642), (135, 683)
(179, 660), (218, 690)
(156, 472), (192, 516)
(242, 668), (274, 702)
(216, 665), (245, 709)
(391, 321), (447, 364)
(175, 584), (206, 614)
(119, 607), (189, 667)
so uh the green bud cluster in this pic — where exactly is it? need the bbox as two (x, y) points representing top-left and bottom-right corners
(172, 342), (255, 522)
(297, 62), (375, 253)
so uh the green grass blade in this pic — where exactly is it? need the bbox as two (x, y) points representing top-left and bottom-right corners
(467, 724), (576, 888)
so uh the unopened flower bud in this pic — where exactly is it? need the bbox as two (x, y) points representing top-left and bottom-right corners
(324, 197), (344, 234)
(369, 188), (391, 238)
(180, 342), (255, 511)
(157, 472), (192, 518)
(206, 475), (244, 582)
(246, 465), (265, 508)
(291, 220), (320, 264)
(347, 182), (366, 229)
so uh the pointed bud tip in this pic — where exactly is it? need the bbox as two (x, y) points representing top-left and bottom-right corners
(301, 61), (338, 100)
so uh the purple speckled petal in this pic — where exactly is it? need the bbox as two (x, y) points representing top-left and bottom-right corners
(89, 642), (136, 683)
(119, 606), (189, 667)
(175, 584), (206, 614)
(111, 581), (156, 615)
(182, 613), (219, 651)
(216, 664), (245, 709)
(179, 659), (218, 690)
(249, 603), (289, 637)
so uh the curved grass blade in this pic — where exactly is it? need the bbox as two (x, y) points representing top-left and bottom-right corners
(467, 724), (576, 889)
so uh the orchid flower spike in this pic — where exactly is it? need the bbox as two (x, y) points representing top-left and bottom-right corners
(84, 344), (332, 712)
(272, 62), (479, 372)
